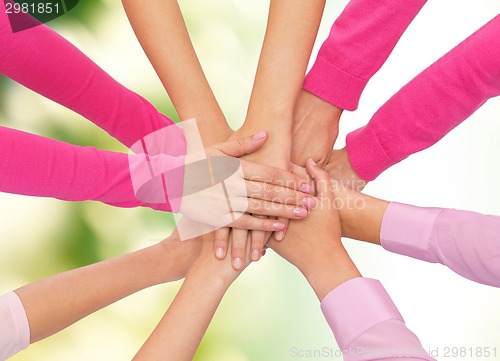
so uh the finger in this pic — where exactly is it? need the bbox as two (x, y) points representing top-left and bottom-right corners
(245, 181), (316, 208)
(306, 158), (333, 198)
(231, 214), (286, 232)
(213, 227), (230, 260)
(274, 217), (289, 241)
(241, 162), (313, 193)
(250, 228), (267, 262)
(245, 199), (309, 219)
(214, 131), (268, 157)
(231, 229), (248, 270)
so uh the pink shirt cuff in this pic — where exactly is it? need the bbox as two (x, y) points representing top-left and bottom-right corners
(0, 292), (30, 360)
(381, 202), (443, 263)
(303, 56), (368, 111)
(320, 278), (403, 350)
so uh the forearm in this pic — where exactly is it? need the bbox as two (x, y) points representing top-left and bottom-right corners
(134, 255), (232, 360)
(122, 0), (231, 145)
(243, 0), (325, 157)
(15, 233), (194, 343)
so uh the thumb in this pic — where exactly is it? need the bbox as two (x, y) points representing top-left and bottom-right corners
(215, 131), (268, 157)
(306, 158), (332, 198)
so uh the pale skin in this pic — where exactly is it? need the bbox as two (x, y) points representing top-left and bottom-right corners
(269, 159), (362, 301)
(122, 0), (326, 266)
(222, 0), (327, 269)
(133, 233), (253, 361)
(15, 230), (201, 344)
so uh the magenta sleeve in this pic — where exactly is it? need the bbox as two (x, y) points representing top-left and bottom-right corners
(0, 292), (30, 360)
(0, 126), (185, 212)
(346, 15), (500, 181)
(0, 0), (171, 148)
(321, 278), (435, 361)
(381, 203), (500, 288)
(304, 0), (427, 111)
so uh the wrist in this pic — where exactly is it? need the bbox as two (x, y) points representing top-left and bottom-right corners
(302, 246), (361, 301)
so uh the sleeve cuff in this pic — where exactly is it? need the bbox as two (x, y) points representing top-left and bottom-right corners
(1, 292), (30, 358)
(381, 202), (443, 263)
(320, 278), (403, 350)
(303, 56), (368, 112)
(345, 124), (396, 181)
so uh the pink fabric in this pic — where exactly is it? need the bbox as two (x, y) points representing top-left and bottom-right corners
(346, 15), (500, 181)
(321, 278), (434, 361)
(381, 203), (500, 288)
(0, 292), (30, 361)
(0, 1), (186, 211)
(304, 0), (427, 111)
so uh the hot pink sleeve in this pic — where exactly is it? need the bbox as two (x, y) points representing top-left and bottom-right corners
(304, 0), (427, 111)
(0, 126), (185, 212)
(381, 203), (500, 288)
(346, 15), (500, 181)
(321, 278), (435, 361)
(0, 292), (30, 360)
(0, 0), (171, 148)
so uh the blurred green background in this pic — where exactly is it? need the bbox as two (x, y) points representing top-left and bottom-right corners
(1, 0), (500, 360)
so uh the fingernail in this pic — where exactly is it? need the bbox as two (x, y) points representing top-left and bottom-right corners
(302, 197), (317, 208)
(273, 221), (285, 230)
(251, 250), (260, 261)
(309, 158), (317, 166)
(294, 207), (308, 218)
(215, 247), (225, 259)
(275, 231), (284, 241)
(233, 257), (243, 270)
(301, 183), (313, 193)
(253, 131), (267, 140)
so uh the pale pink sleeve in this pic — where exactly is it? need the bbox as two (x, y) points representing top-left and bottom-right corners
(0, 126), (185, 212)
(304, 0), (427, 111)
(381, 203), (500, 288)
(0, 0), (171, 148)
(321, 278), (435, 361)
(346, 15), (500, 181)
(0, 292), (30, 361)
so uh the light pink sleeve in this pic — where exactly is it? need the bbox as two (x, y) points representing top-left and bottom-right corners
(321, 278), (435, 361)
(0, 292), (30, 361)
(0, 0), (171, 148)
(346, 15), (500, 181)
(0, 126), (185, 212)
(381, 203), (500, 288)
(304, 0), (427, 111)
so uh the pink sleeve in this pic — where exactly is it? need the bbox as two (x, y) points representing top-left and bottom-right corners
(346, 15), (500, 181)
(304, 0), (427, 111)
(0, 292), (30, 360)
(321, 278), (434, 361)
(0, 0), (170, 148)
(381, 203), (500, 288)
(0, 126), (185, 212)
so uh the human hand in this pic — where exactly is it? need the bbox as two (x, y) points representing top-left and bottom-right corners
(178, 131), (313, 239)
(268, 159), (361, 300)
(325, 148), (367, 191)
(291, 89), (342, 168)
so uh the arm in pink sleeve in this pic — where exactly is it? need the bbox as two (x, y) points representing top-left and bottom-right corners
(0, 126), (184, 212)
(0, 0), (170, 148)
(381, 203), (500, 288)
(347, 15), (500, 181)
(304, 0), (427, 111)
(321, 278), (435, 361)
(0, 292), (30, 361)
